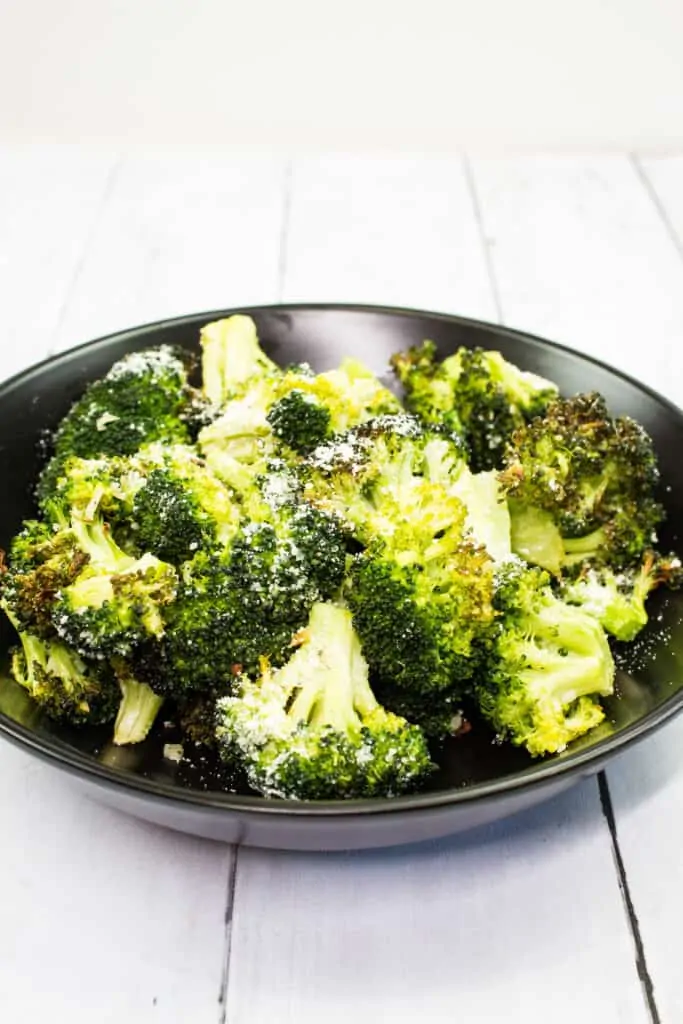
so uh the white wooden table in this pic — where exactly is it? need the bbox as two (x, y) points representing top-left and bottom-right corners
(0, 147), (681, 1024)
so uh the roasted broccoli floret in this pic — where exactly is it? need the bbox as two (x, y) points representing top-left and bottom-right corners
(347, 533), (494, 697)
(391, 340), (558, 471)
(44, 444), (239, 565)
(134, 494), (347, 699)
(304, 413), (467, 541)
(0, 519), (89, 637)
(125, 445), (238, 563)
(305, 415), (495, 695)
(475, 560), (615, 756)
(52, 518), (177, 659)
(499, 392), (664, 574)
(3, 604), (119, 725)
(266, 388), (332, 454)
(559, 550), (683, 642)
(38, 345), (195, 502)
(199, 316), (400, 485)
(215, 601), (434, 800)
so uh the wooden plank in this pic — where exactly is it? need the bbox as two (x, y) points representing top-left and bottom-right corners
(50, 148), (287, 352)
(0, 744), (231, 1023)
(635, 154), (683, 269)
(0, 144), (116, 377)
(282, 154), (497, 321)
(468, 154), (683, 407)
(227, 784), (645, 1024)
(226, 155), (646, 1024)
(470, 152), (683, 1023)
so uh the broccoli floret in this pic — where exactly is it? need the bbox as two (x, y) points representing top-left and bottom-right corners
(111, 658), (164, 745)
(52, 518), (177, 659)
(38, 345), (195, 502)
(200, 315), (279, 406)
(266, 389), (332, 454)
(303, 413), (467, 544)
(41, 454), (132, 527)
(305, 415), (495, 694)
(215, 601), (434, 800)
(3, 604), (119, 725)
(346, 534), (494, 696)
(499, 392), (663, 573)
(134, 498), (347, 699)
(559, 550), (683, 642)
(391, 340), (558, 471)
(198, 317), (400, 486)
(44, 444), (239, 565)
(126, 445), (239, 563)
(0, 520), (89, 637)
(475, 560), (615, 756)
(372, 677), (466, 742)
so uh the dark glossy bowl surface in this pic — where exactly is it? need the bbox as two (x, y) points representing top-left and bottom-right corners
(1, 304), (682, 850)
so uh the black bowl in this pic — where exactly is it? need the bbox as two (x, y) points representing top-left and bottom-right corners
(1, 304), (682, 851)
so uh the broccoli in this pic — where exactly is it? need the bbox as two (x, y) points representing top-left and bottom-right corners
(200, 315), (279, 406)
(304, 415), (495, 694)
(448, 466), (512, 562)
(391, 340), (558, 470)
(266, 389), (332, 454)
(0, 519), (89, 637)
(126, 445), (239, 563)
(44, 444), (239, 565)
(346, 533), (494, 697)
(3, 604), (119, 726)
(52, 518), (177, 660)
(215, 601), (434, 800)
(559, 550), (683, 642)
(303, 413), (467, 544)
(198, 317), (400, 483)
(38, 345), (195, 503)
(111, 658), (164, 746)
(134, 495), (347, 700)
(499, 392), (663, 574)
(475, 560), (615, 756)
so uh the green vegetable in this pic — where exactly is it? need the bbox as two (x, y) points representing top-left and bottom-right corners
(476, 561), (615, 756)
(559, 550), (683, 642)
(216, 601), (434, 800)
(499, 391), (663, 573)
(38, 345), (195, 503)
(391, 340), (558, 470)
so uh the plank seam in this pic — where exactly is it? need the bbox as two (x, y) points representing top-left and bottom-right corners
(630, 154), (683, 268)
(46, 153), (124, 356)
(461, 155), (504, 323)
(217, 845), (240, 1024)
(598, 772), (661, 1024)
(277, 160), (293, 302)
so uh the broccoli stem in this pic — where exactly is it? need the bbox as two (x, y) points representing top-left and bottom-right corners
(200, 315), (277, 405)
(508, 501), (565, 575)
(562, 527), (606, 565)
(284, 602), (376, 734)
(71, 517), (134, 573)
(113, 676), (164, 746)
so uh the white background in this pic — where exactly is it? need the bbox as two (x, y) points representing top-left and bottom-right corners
(2, 0), (683, 149)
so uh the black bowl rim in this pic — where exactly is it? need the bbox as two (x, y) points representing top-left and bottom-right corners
(1, 301), (682, 819)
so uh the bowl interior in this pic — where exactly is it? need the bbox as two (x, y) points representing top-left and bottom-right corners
(1, 305), (682, 805)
